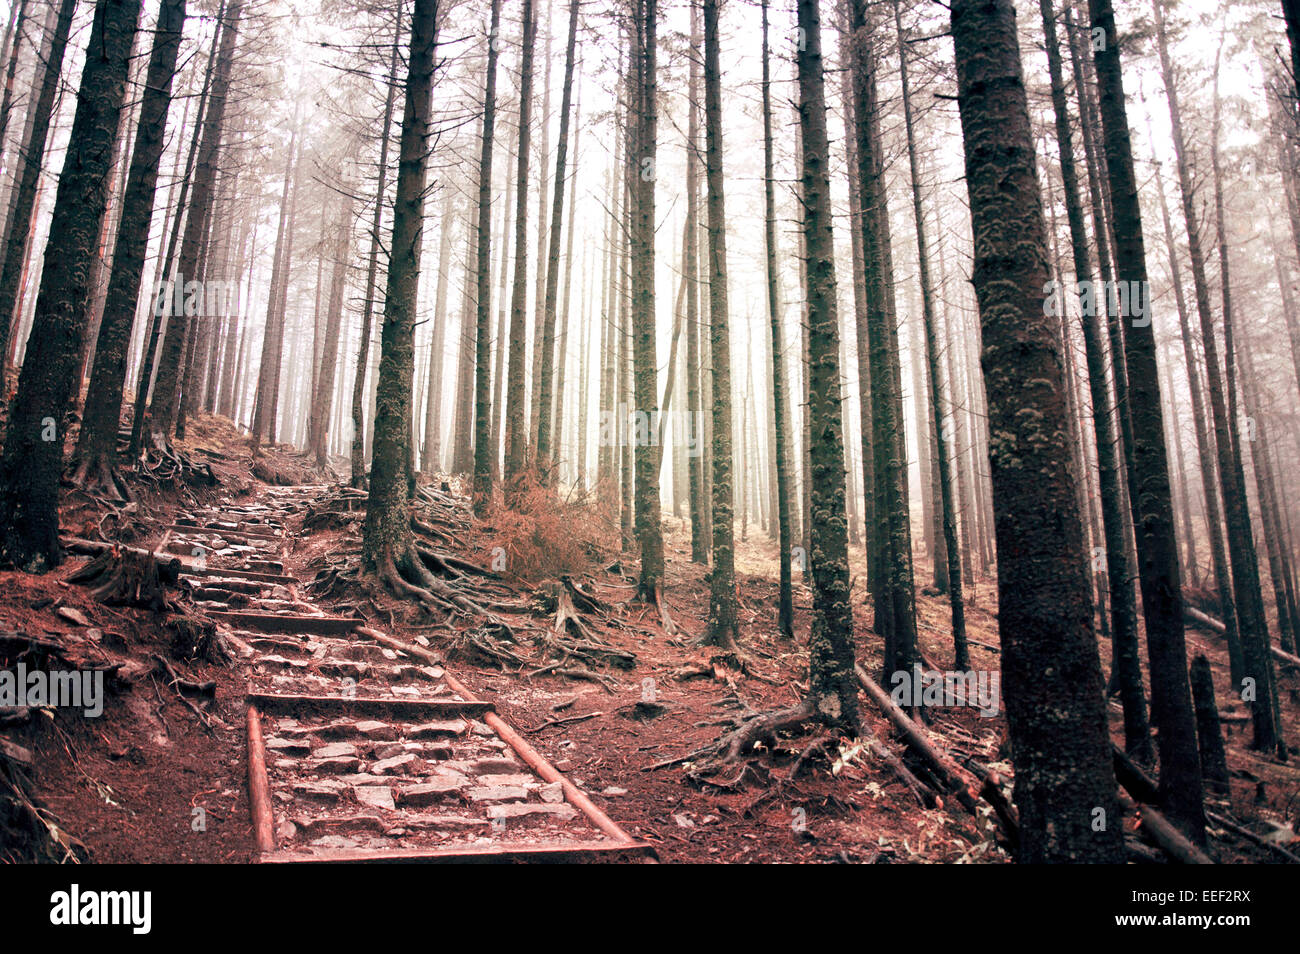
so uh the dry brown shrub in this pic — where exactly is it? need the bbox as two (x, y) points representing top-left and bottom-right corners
(483, 469), (612, 584)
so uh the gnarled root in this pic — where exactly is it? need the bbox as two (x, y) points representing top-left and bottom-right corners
(67, 454), (136, 503)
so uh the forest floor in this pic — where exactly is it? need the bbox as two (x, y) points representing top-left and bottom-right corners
(2, 410), (1298, 863)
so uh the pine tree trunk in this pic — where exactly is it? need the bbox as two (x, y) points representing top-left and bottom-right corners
(470, 0), (503, 511)
(1040, 0), (1149, 762)
(846, 0), (918, 680)
(250, 120), (299, 453)
(629, 0), (665, 604)
(952, 0), (1122, 863)
(1153, 0), (1276, 755)
(685, 1), (707, 563)
(699, 0), (737, 645)
(762, 0), (793, 639)
(894, 0), (966, 667)
(0, 0), (75, 367)
(350, 22), (401, 487)
(149, 0), (243, 439)
(0, 0), (141, 570)
(309, 194), (352, 468)
(362, 0), (439, 573)
(1090, 0), (1206, 842)
(421, 190), (454, 474)
(534, 0), (579, 474)
(73, 0), (186, 483)
(795, 0), (858, 733)
(503, 0), (536, 483)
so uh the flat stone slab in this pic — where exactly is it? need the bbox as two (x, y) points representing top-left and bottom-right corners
(477, 774), (535, 788)
(354, 786), (396, 811)
(395, 774), (470, 807)
(465, 758), (523, 776)
(467, 785), (529, 804)
(295, 814), (387, 836)
(354, 720), (397, 740)
(312, 756), (364, 774)
(313, 741), (359, 759)
(265, 737), (311, 756)
(408, 719), (468, 739)
(370, 753), (419, 775)
(486, 803), (579, 825)
(292, 780), (346, 801)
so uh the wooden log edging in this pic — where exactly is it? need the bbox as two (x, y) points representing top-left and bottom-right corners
(354, 625), (654, 858)
(246, 705), (276, 855)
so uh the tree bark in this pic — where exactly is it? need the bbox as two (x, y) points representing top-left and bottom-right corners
(1090, 0), (1206, 842)
(0, 0), (141, 570)
(952, 0), (1122, 863)
(795, 0), (858, 733)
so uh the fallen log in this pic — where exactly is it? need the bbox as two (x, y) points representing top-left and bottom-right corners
(854, 664), (981, 814)
(1184, 606), (1300, 669)
(1117, 791), (1215, 864)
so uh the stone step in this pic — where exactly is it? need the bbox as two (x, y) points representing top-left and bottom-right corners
(210, 610), (357, 635)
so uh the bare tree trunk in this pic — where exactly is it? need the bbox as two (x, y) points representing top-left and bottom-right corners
(762, 0), (793, 639)
(795, 0), (858, 732)
(847, 0), (917, 680)
(0, 0), (141, 570)
(887, 0), (965, 667)
(0, 0), (75, 367)
(503, 0), (537, 483)
(699, 0), (737, 646)
(149, 0), (243, 439)
(362, 0), (440, 578)
(471, 0), (503, 512)
(534, 0), (579, 475)
(73, 0), (187, 487)
(350, 22), (401, 487)
(952, 0), (1122, 863)
(1091, 0), (1206, 842)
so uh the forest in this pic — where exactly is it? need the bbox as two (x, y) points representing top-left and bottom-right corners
(0, 0), (1296, 878)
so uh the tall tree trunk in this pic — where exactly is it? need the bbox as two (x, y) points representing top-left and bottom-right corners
(309, 194), (353, 468)
(846, 0), (917, 681)
(952, 0), (1122, 864)
(0, 0), (140, 570)
(1040, 0), (1150, 762)
(534, 0), (579, 475)
(628, 0), (666, 611)
(250, 119), (298, 453)
(700, 0), (737, 647)
(422, 189), (454, 474)
(0, 0), (76, 367)
(795, 0), (858, 732)
(148, 0), (242, 439)
(470, 0), (503, 512)
(362, 0), (439, 581)
(894, 0), (966, 668)
(503, 0), (536, 483)
(73, 0), (186, 486)
(351, 22), (401, 488)
(762, 0), (793, 639)
(1153, 0), (1276, 755)
(1091, 0), (1206, 842)
(685, 0), (707, 563)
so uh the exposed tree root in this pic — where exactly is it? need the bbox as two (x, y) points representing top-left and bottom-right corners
(66, 546), (177, 612)
(67, 454), (136, 503)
